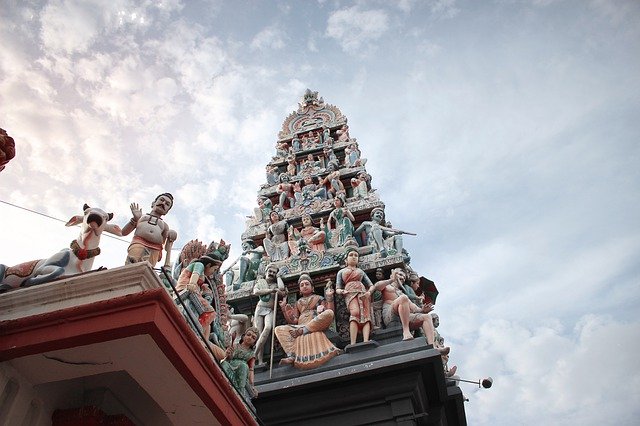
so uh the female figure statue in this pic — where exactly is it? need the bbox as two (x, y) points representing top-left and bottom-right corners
(221, 326), (259, 398)
(335, 248), (374, 345)
(275, 275), (340, 369)
(176, 251), (224, 341)
(263, 210), (290, 261)
(289, 213), (326, 255)
(327, 194), (355, 247)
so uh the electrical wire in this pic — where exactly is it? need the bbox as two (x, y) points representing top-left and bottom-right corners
(0, 198), (169, 246)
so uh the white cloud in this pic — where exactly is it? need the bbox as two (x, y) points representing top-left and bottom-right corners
(326, 6), (389, 54)
(250, 26), (287, 51)
(40, 0), (100, 54)
(457, 315), (640, 425)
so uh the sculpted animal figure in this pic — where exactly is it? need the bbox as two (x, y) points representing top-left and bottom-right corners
(0, 204), (122, 292)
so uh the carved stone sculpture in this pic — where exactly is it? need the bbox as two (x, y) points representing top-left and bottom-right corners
(335, 248), (374, 346)
(121, 193), (177, 267)
(276, 275), (340, 369)
(252, 264), (286, 365)
(369, 268), (448, 352)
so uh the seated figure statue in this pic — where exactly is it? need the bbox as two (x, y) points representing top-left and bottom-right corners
(276, 275), (340, 369)
(368, 268), (449, 354)
(354, 207), (414, 257)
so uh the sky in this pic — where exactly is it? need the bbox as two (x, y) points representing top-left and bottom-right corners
(1, 0), (639, 424)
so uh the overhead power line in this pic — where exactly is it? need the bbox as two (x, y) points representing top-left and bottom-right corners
(0, 199), (131, 244)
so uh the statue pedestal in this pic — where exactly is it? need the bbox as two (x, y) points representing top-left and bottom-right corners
(344, 340), (379, 354)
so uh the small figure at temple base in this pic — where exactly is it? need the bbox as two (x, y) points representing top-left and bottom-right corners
(221, 327), (259, 399)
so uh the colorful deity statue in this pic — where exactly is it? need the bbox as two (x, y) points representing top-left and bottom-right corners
(354, 207), (414, 257)
(288, 213), (326, 255)
(321, 126), (333, 146)
(252, 264), (287, 365)
(263, 210), (290, 261)
(0, 205), (122, 292)
(345, 141), (367, 168)
(335, 248), (375, 346)
(175, 244), (228, 341)
(221, 326), (259, 399)
(122, 193), (177, 267)
(291, 134), (302, 152)
(277, 173), (296, 210)
(299, 174), (328, 204)
(369, 268), (448, 353)
(254, 196), (273, 223)
(327, 194), (356, 248)
(351, 171), (371, 198)
(336, 123), (350, 143)
(224, 239), (264, 290)
(276, 275), (340, 369)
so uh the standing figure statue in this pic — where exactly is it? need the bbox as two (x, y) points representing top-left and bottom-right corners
(263, 210), (290, 261)
(175, 248), (225, 341)
(252, 264), (286, 365)
(276, 275), (340, 369)
(291, 135), (302, 152)
(354, 207), (414, 257)
(224, 239), (264, 290)
(368, 268), (449, 354)
(321, 126), (333, 146)
(221, 326), (259, 399)
(122, 193), (177, 267)
(327, 194), (355, 248)
(277, 173), (296, 210)
(344, 142), (367, 168)
(335, 248), (374, 346)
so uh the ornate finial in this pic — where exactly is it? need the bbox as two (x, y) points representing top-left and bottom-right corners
(299, 89), (323, 108)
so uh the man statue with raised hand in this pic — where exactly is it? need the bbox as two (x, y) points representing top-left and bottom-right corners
(122, 193), (177, 267)
(252, 263), (287, 366)
(368, 268), (449, 354)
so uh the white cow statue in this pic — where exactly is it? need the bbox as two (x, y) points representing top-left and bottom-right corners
(0, 204), (122, 292)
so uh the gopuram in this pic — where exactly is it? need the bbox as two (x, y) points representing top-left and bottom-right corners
(223, 90), (467, 425)
(0, 90), (468, 425)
